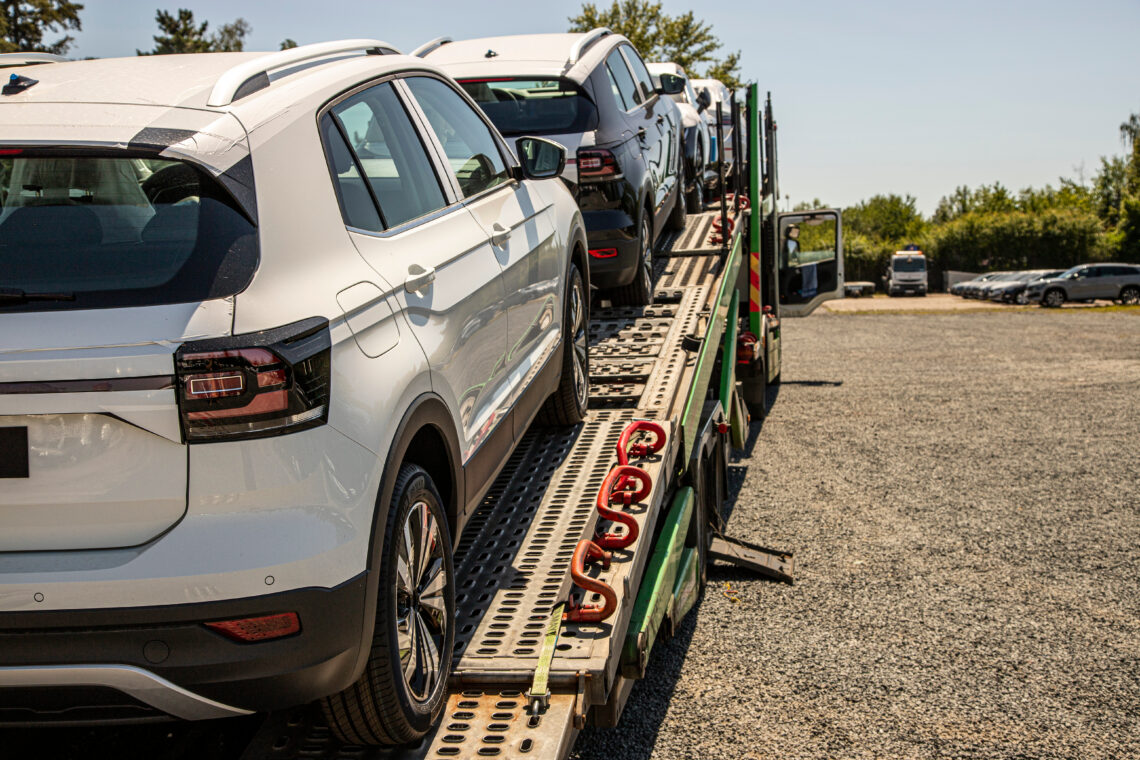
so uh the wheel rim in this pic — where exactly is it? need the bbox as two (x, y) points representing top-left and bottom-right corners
(639, 216), (652, 297)
(1123, 288), (1139, 305)
(570, 275), (588, 406)
(1045, 291), (1063, 307)
(395, 499), (448, 702)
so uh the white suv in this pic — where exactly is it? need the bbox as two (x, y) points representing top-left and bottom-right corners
(0, 41), (588, 744)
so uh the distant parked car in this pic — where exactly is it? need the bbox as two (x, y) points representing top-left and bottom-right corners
(962, 272), (1014, 299)
(988, 270), (1064, 304)
(950, 272), (998, 297)
(1026, 263), (1140, 307)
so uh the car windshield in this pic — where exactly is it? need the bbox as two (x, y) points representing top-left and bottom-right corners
(458, 78), (599, 137)
(1057, 266), (1081, 278)
(0, 153), (257, 312)
(892, 257), (925, 272)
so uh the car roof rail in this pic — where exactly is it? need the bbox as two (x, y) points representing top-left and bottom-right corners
(0, 52), (67, 68)
(207, 38), (401, 107)
(567, 27), (611, 66)
(411, 36), (452, 58)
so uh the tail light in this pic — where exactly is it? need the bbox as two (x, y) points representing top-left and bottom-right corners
(205, 612), (301, 642)
(577, 148), (620, 179)
(176, 317), (330, 443)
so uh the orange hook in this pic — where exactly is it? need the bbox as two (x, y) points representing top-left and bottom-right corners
(564, 539), (617, 623)
(595, 465), (650, 550)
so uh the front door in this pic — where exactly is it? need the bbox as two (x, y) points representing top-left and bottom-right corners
(777, 209), (845, 317)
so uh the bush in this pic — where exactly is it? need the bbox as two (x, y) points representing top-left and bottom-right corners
(926, 209), (1106, 272)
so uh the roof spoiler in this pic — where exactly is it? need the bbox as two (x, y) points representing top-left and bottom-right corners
(207, 39), (400, 107)
(567, 27), (611, 66)
(411, 36), (452, 58)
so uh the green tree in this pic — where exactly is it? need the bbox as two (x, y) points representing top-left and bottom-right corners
(138, 8), (250, 55)
(569, 1), (743, 87)
(1120, 110), (1139, 150)
(0, 0), (83, 55)
(843, 194), (924, 242)
(280, 38), (297, 50)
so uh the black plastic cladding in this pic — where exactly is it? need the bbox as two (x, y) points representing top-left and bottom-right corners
(175, 316), (331, 444)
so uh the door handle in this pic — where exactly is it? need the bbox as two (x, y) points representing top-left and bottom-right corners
(491, 222), (510, 248)
(404, 265), (436, 294)
(656, 114), (665, 125)
(637, 127), (647, 141)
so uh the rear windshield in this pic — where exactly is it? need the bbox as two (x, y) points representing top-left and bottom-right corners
(0, 153), (257, 312)
(892, 257), (926, 272)
(458, 78), (599, 137)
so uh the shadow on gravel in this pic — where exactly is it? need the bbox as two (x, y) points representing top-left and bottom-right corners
(778, 379), (843, 386)
(0, 715), (263, 760)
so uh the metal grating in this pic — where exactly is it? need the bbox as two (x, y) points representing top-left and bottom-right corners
(665, 210), (742, 255)
(451, 411), (635, 678)
(414, 691), (576, 760)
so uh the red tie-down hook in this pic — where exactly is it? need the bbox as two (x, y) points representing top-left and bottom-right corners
(595, 465), (651, 549)
(725, 193), (751, 212)
(564, 539), (617, 623)
(616, 420), (667, 466)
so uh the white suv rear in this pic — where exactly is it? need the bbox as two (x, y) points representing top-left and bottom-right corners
(0, 41), (588, 744)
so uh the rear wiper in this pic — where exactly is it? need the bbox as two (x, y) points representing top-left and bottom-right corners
(0, 288), (76, 304)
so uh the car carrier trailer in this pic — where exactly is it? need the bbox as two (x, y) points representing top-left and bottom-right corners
(4, 86), (842, 760)
(226, 85), (844, 760)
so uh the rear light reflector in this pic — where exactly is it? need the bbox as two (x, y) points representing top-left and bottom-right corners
(205, 612), (301, 643)
(176, 317), (330, 443)
(589, 248), (619, 258)
(577, 148), (620, 179)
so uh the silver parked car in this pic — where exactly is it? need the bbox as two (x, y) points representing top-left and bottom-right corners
(1026, 263), (1140, 307)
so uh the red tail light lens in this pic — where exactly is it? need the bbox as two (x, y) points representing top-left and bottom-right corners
(176, 318), (330, 443)
(205, 612), (301, 643)
(577, 148), (620, 179)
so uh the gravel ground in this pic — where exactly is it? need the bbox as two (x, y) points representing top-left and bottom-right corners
(573, 309), (1140, 760)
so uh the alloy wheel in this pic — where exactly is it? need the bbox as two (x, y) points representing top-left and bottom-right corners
(570, 275), (588, 406)
(395, 500), (448, 702)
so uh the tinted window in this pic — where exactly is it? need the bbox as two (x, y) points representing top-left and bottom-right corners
(621, 46), (656, 103)
(0, 154), (256, 312)
(327, 81), (448, 229)
(405, 76), (510, 198)
(321, 115), (383, 232)
(892, 257), (926, 272)
(605, 49), (641, 109)
(458, 78), (598, 137)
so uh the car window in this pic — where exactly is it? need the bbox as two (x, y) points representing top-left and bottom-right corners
(0, 154), (257, 313)
(605, 49), (641, 110)
(325, 81), (448, 230)
(458, 78), (598, 137)
(621, 45), (656, 103)
(405, 76), (511, 198)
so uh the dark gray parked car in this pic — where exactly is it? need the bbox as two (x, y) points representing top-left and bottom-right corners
(1026, 263), (1140, 307)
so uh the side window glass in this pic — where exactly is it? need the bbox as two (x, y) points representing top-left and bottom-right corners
(622, 46), (656, 103)
(605, 63), (629, 110)
(605, 49), (641, 109)
(405, 76), (510, 198)
(327, 81), (447, 230)
(321, 114), (383, 232)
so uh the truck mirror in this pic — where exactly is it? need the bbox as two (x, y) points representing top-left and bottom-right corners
(776, 209), (844, 317)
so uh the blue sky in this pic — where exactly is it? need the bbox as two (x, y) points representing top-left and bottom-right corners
(67, 0), (1140, 215)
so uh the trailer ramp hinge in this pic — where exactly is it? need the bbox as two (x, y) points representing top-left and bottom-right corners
(564, 540), (617, 623)
(708, 533), (795, 584)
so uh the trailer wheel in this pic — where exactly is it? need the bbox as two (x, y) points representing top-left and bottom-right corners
(321, 464), (455, 746)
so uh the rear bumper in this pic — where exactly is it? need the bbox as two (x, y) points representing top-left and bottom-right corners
(582, 208), (639, 290)
(0, 574), (369, 723)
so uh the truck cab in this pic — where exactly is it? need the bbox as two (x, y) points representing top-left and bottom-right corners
(887, 251), (927, 296)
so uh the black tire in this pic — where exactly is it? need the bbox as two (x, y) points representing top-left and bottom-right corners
(610, 209), (654, 306)
(686, 144), (706, 213)
(538, 264), (589, 425)
(1042, 288), (1066, 308)
(666, 181), (687, 233)
(1119, 286), (1140, 305)
(321, 464), (455, 746)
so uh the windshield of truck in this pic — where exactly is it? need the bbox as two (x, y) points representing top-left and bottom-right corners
(458, 78), (599, 137)
(892, 256), (926, 272)
(0, 153), (257, 312)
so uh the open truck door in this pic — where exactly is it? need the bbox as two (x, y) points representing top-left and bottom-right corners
(777, 208), (843, 317)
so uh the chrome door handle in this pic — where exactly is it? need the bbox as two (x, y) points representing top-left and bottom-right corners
(656, 114), (665, 125)
(404, 265), (436, 294)
(491, 222), (510, 248)
(637, 127), (647, 141)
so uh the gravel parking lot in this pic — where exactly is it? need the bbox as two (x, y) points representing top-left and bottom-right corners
(574, 308), (1140, 760)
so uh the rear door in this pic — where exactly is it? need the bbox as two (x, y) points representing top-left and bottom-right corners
(400, 75), (561, 426)
(621, 45), (678, 225)
(322, 79), (508, 462)
(777, 209), (845, 317)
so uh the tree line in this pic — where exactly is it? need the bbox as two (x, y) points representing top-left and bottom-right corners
(836, 121), (1140, 285)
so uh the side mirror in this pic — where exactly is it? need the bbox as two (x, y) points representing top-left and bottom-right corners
(513, 136), (566, 180)
(656, 73), (686, 96)
(695, 88), (712, 113)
